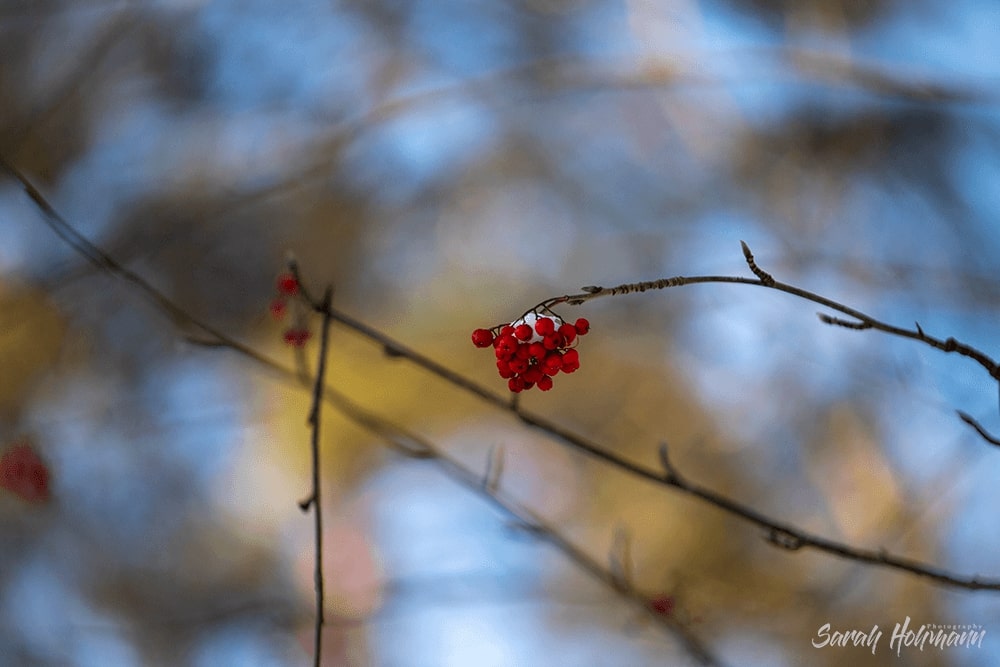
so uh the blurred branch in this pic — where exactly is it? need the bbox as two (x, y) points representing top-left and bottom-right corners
(0, 154), (720, 663)
(323, 278), (1000, 591)
(2, 9), (135, 159)
(7, 155), (1000, 607)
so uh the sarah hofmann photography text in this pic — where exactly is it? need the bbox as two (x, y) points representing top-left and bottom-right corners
(812, 617), (986, 657)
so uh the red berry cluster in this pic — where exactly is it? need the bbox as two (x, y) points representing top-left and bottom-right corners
(471, 312), (590, 393)
(270, 272), (311, 347)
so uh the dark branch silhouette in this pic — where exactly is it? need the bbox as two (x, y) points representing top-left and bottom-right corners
(4, 153), (1000, 667)
(295, 286), (333, 667)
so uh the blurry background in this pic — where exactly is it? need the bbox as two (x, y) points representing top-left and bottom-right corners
(2, 0), (1000, 665)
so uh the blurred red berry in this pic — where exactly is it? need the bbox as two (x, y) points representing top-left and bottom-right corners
(537, 375), (554, 391)
(508, 377), (525, 393)
(269, 298), (287, 320)
(574, 318), (590, 335)
(649, 595), (675, 616)
(499, 325), (515, 338)
(283, 329), (311, 347)
(471, 328), (495, 348)
(0, 442), (50, 504)
(514, 324), (533, 341)
(276, 273), (299, 296)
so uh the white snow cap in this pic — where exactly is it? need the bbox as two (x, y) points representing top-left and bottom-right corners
(509, 312), (563, 343)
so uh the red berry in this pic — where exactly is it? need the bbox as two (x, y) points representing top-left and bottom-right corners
(543, 352), (563, 374)
(528, 342), (546, 360)
(534, 317), (555, 336)
(496, 359), (515, 379)
(269, 298), (287, 320)
(495, 335), (518, 357)
(561, 349), (580, 373)
(558, 323), (577, 344)
(276, 273), (299, 296)
(508, 358), (529, 374)
(499, 325), (515, 338)
(574, 318), (590, 335)
(283, 329), (311, 347)
(537, 375), (554, 391)
(543, 332), (564, 350)
(471, 328), (495, 348)
(515, 324), (533, 341)
(522, 366), (544, 384)
(0, 442), (50, 503)
(508, 377), (525, 393)
(515, 343), (532, 360)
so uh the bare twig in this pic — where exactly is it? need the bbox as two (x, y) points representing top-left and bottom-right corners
(0, 157), (721, 662)
(739, 240), (775, 286)
(7, 157), (1000, 600)
(332, 302), (1000, 591)
(531, 242), (1000, 382)
(297, 287), (333, 667)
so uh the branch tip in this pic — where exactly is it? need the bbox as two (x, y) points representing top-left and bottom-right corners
(739, 241), (775, 286)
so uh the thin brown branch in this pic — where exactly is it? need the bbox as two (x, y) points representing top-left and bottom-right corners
(324, 305), (1000, 591)
(8, 158), (1000, 598)
(535, 242), (1000, 381)
(300, 286), (333, 667)
(1, 158), (723, 662)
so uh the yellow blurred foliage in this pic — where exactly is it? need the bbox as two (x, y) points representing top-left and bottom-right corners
(0, 283), (66, 415)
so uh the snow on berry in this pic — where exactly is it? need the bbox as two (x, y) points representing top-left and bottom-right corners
(472, 311), (587, 393)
